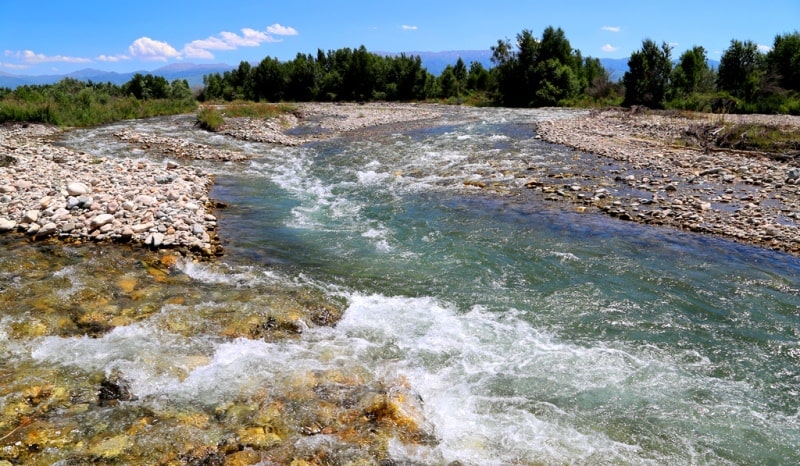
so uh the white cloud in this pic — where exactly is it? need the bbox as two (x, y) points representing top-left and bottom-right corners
(668, 42), (679, 48)
(97, 54), (130, 62)
(128, 37), (181, 61)
(183, 44), (216, 59)
(757, 44), (772, 53)
(0, 61), (29, 70)
(602, 43), (619, 52)
(6, 49), (91, 64)
(601, 26), (621, 33)
(402, 25), (419, 30)
(181, 26), (292, 59)
(267, 23), (298, 36)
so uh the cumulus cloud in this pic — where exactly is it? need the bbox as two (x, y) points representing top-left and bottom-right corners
(601, 26), (621, 33)
(602, 44), (619, 52)
(128, 37), (181, 61)
(5, 49), (91, 64)
(402, 25), (419, 30)
(757, 44), (772, 53)
(97, 54), (130, 62)
(181, 25), (295, 59)
(267, 23), (298, 36)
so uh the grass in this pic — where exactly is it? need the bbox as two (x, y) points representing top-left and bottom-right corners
(714, 123), (800, 153)
(196, 101), (298, 132)
(0, 96), (196, 127)
(195, 106), (225, 131)
(213, 101), (297, 119)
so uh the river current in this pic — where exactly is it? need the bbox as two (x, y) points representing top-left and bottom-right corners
(2, 107), (799, 464)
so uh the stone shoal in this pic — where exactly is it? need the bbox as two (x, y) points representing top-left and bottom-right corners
(0, 123), (220, 257)
(534, 108), (800, 255)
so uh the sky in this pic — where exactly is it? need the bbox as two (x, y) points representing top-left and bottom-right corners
(1, 0), (798, 75)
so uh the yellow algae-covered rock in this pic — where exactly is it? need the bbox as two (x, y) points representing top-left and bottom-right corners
(236, 426), (281, 449)
(175, 412), (211, 430)
(224, 448), (263, 466)
(116, 276), (137, 293)
(10, 319), (49, 338)
(159, 254), (179, 268)
(87, 434), (130, 459)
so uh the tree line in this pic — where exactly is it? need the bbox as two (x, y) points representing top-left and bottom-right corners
(2, 26), (799, 128)
(623, 32), (800, 114)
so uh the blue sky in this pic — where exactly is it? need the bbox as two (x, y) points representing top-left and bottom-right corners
(1, 0), (798, 75)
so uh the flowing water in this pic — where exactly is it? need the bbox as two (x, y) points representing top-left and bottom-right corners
(2, 107), (799, 464)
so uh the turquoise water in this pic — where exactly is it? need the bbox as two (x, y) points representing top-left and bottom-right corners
(45, 109), (800, 463)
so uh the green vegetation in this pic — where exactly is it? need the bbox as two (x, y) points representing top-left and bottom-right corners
(2, 27), (800, 129)
(195, 106), (225, 131)
(195, 102), (297, 131)
(0, 74), (195, 127)
(715, 123), (800, 153)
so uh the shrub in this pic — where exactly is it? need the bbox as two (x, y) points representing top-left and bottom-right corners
(196, 106), (224, 131)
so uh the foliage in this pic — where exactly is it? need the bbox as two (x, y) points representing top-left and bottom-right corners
(0, 75), (196, 127)
(195, 106), (224, 131)
(717, 39), (763, 100)
(218, 101), (297, 119)
(765, 31), (800, 92)
(671, 46), (714, 98)
(199, 46), (434, 103)
(623, 39), (673, 108)
(714, 122), (800, 152)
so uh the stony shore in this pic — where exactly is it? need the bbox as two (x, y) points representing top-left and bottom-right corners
(0, 103), (443, 257)
(535, 108), (800, 255)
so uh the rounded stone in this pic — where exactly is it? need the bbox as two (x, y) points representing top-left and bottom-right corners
(0, 217), (17, 232)
(67, 182), (91, 196)
(90, 213), (114, 230)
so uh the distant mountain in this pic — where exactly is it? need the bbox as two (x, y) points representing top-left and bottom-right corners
(0, 63), (234, 89)
(409, 50), (494, 75)
(600, 57), (720, 82)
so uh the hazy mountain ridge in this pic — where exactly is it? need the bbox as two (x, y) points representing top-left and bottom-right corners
(0, 63), (235, 89)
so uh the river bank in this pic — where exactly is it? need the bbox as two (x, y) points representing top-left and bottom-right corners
(534, 108), (800, 255)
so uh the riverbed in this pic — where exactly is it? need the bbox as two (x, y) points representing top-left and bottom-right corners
(1, 106), (799, 465)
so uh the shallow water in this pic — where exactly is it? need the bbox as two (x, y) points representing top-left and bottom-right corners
(3, 107), (799, 464)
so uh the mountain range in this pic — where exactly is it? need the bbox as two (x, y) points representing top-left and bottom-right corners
(0, 52), (718, 89)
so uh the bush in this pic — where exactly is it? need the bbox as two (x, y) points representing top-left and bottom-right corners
(196, 106), (224, 131)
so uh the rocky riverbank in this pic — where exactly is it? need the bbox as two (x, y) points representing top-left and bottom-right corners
(0, 123), (221, 257)
(534, 108), (800, 255)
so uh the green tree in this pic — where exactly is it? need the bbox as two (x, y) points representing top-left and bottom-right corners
(467, 61), (490, 91)
(671, 46), (713, 96)
(490, 26), (585, 107)
(766, 31), (800, 92)
(582, 57), (614, 101)
(251, 56), (286, 101)
(169, 79), (193, 101)
(717, 39), (763, 100)
(452, 57), (467, 97)
(285, 53), (319, 101)
(623, 39), (672, 108)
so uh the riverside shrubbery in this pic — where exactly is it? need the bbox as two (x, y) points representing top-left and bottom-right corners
(0, 75), (196, 127)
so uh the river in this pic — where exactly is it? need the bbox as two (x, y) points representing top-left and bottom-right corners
(1, 107), (798, 464)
